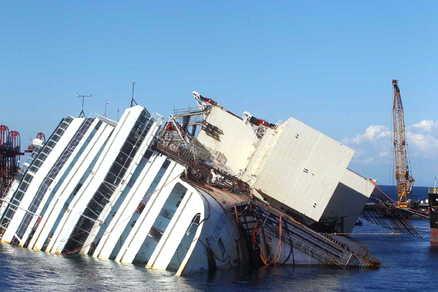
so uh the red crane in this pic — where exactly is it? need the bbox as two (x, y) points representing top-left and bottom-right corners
(392, 80), (414, 208)
(0, 125), (22, 200)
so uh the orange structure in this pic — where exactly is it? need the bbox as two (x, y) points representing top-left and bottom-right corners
(0, 124), (22, 199)
(392, 80), (414, 208)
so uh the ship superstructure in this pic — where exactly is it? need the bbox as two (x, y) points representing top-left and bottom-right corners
(0, 92), (379, 275)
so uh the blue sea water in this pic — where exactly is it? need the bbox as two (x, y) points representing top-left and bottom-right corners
(0, 186), (436, 291)
(376, 185), (430, 201)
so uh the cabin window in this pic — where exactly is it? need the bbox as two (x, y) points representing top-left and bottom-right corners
(41, 143), (105, 252)
(87, 151), (153, 254)
(63, 111), (152, 253)
(166, 213), (201, 272)
(132, 183), (187, 266)
(108, 159), (171, 260)
(16, 119), (93, 243)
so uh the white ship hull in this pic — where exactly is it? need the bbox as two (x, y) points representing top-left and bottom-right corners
(0, 98), (378, 275)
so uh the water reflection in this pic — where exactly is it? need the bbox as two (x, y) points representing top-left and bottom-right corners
(0, 220), (438, 291)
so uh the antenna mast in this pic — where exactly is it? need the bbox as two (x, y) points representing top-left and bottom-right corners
(392, 80), (414, 208)
(104, 100), (110, 117)
(130, 81), (137, 107)
(77, 94), (92, 117)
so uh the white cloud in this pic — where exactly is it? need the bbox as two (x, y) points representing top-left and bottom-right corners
(348, 125), (391, 145)
(411, 120), (438, 132)
(343, 125), (392, 165)
(407, 130), (438, 156)
(345, 120), (438, 166)
(344, 120), (438, 185)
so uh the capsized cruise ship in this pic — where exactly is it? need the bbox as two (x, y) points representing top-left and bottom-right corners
(0, 92), (379, 276)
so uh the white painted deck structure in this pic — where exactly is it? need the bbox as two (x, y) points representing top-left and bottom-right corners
(0, 96), (376, 275)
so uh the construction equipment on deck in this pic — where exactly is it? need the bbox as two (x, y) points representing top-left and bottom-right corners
(0, 125), (22, 200)
(361, 81), (425, 233)
(392, 80), (414, 208)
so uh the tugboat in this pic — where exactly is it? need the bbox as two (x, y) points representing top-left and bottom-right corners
(429, 178), (438, 246)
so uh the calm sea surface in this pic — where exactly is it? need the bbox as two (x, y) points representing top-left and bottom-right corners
(0, 186), (436, 291)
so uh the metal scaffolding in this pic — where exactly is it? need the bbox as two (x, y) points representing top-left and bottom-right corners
(0, 124), (22, 201)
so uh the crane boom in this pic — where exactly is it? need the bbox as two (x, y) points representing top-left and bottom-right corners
(392, 80), (414, 208)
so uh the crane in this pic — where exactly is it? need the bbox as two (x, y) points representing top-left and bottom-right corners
(0, 125), (22, 200)
(392, 79), (414, 208)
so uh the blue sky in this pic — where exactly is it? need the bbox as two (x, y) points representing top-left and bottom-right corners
(1, 1), (437, 185)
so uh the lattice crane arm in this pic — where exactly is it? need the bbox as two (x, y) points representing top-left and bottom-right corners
(392, 80), (414, 207)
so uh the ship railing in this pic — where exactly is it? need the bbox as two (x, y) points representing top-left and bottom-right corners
(233, 200), (379, 268)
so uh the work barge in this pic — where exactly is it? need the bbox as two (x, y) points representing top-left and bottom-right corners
(0, 92), (379, 276)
